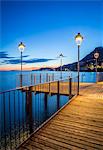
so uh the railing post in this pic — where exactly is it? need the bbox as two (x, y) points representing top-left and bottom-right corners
(57, 80), (59, 94)
(31, 74), (32, 85)
(69, 77), (72, 97)
(46, 73), (48, 82)
(44, 94), (48, 116)
(34, 74), (36, 85)
(97, 72), (98, 82)
(20, 74), (23, 87)
(49, 75), (50, 93)
(52, 73), (54, 81)
(26, 86), (33, 134)
(40, 73), (41, 83)
(49, 75), (50, 82)
(3, 93), (6, 150)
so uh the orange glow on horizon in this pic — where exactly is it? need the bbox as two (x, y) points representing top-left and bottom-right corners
(0, 64), (59, 71)
(0, 66), (38, 71)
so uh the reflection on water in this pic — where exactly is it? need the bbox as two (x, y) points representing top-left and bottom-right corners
(0, 70), (97, 149)
(0, 89), (69, 149)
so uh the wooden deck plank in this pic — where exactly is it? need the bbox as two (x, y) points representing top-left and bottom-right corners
(18, 83), (103, 150)
(54, 114), (103, 128)
(39, 129), (103, 149)
(44, 124), (103, 143)
(31, 135), (83, 150)
(51, 119), (103, 134)
(26, 140), (53, 150)
(57, 113), (103, 127)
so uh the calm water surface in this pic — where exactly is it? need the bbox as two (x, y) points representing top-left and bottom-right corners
(0, 71), (96, 149)
(0, 71), (96, 92)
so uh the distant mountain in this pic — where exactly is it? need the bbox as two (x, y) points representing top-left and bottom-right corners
(36, 47), (103, 72)
(35, 67), (55, 71)
(56, 47), (103, 72)
(81, 47), (103, 62)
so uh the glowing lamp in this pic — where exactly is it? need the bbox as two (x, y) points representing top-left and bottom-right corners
(94, 52), (99, 59)
(18, 42), (25, 52)
(75, 33), (83, 46)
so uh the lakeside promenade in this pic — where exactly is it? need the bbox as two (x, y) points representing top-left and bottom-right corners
(18, 82), (103, 150)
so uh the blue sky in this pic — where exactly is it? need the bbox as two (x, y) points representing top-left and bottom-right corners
(1, 0), (102, 70)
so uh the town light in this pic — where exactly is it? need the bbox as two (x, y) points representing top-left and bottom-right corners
(18, 42), (25, 86)
(94, 52), (99, 83)
(75, 33), (83, 46)
(18, 42), (25, 52)
(59, 53), (64, 79)
(75, 33), (83, 95)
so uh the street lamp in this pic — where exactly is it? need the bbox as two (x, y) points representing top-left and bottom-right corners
(94, 52), (99, 83)
(59, 53), (64, 79)
(18, 42), (25, 86)
(75, 33), (83, 95)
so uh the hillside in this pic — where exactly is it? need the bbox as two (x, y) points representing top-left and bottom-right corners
(36, 47), (103, 72)
(56, 47), (103, 72)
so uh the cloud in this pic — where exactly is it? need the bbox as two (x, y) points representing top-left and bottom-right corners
(0, 51), (29, 59)
(3, 58), (55, 64)
(23, 58), (54, 63)
(22, 55), (29, 58)
(0, 51), (15, 59)
(0, 51), (54, 64)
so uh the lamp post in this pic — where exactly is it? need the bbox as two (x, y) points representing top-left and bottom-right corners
(18, 42), (25, 86)
(59, 53), (64, 79)
(94, 52), (99, 83)
(75, 33), (83, 95)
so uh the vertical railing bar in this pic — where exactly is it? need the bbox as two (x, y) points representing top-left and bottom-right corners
(69, 77), (72, 97)
(34, 90), (37, 129)
(23, 91), (26, 140)
(40, 73), (41, 84)
(49, 75), (50, 93)
(31, 74), (32, 85)
(38, 85), (40, 127)
(34, 74), (36, 85)
(39, 87), (42, 125)
(57, 80), (59, 94)
(25, 92), (27, 136)
(46, 73), (48, 82)
(0, 93), (2, 149)
(35, 91), (37, 130)
(52, 73), (54, 81)
(18, 90), (21, 145)
(39, 84), (41, 125)
(14, 90), (17, 149)
(9, 91), (12, 150)
(3, 93), (6, 150)
(22, 92), (24, 141)
(38, 84), (40, 127)
(25, 91), (28, 139)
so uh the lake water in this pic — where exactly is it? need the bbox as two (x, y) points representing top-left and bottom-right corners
(0, 71), (96, 149)
(0, 90), (69, 149)
(0, 71), (96, 92)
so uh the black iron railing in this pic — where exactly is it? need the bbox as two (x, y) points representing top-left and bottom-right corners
(16, 73), (71, 88)
(0, 76), (78, 150)
(97, 72), (103, 82)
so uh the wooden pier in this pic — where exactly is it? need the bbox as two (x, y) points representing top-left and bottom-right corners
(18, 82), (103, 150)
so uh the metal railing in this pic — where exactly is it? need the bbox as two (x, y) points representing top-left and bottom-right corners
(0, 76), (78, 150)
(16, 72), (101, 88)
(97, 72), (103, 82)
(16, 73), (71, 88)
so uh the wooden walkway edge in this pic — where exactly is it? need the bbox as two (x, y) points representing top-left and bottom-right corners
(18, 82), (103, 150)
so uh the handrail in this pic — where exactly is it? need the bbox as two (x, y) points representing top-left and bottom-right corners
(0, 75), (78, 150)
(0, 76), (78, 94)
